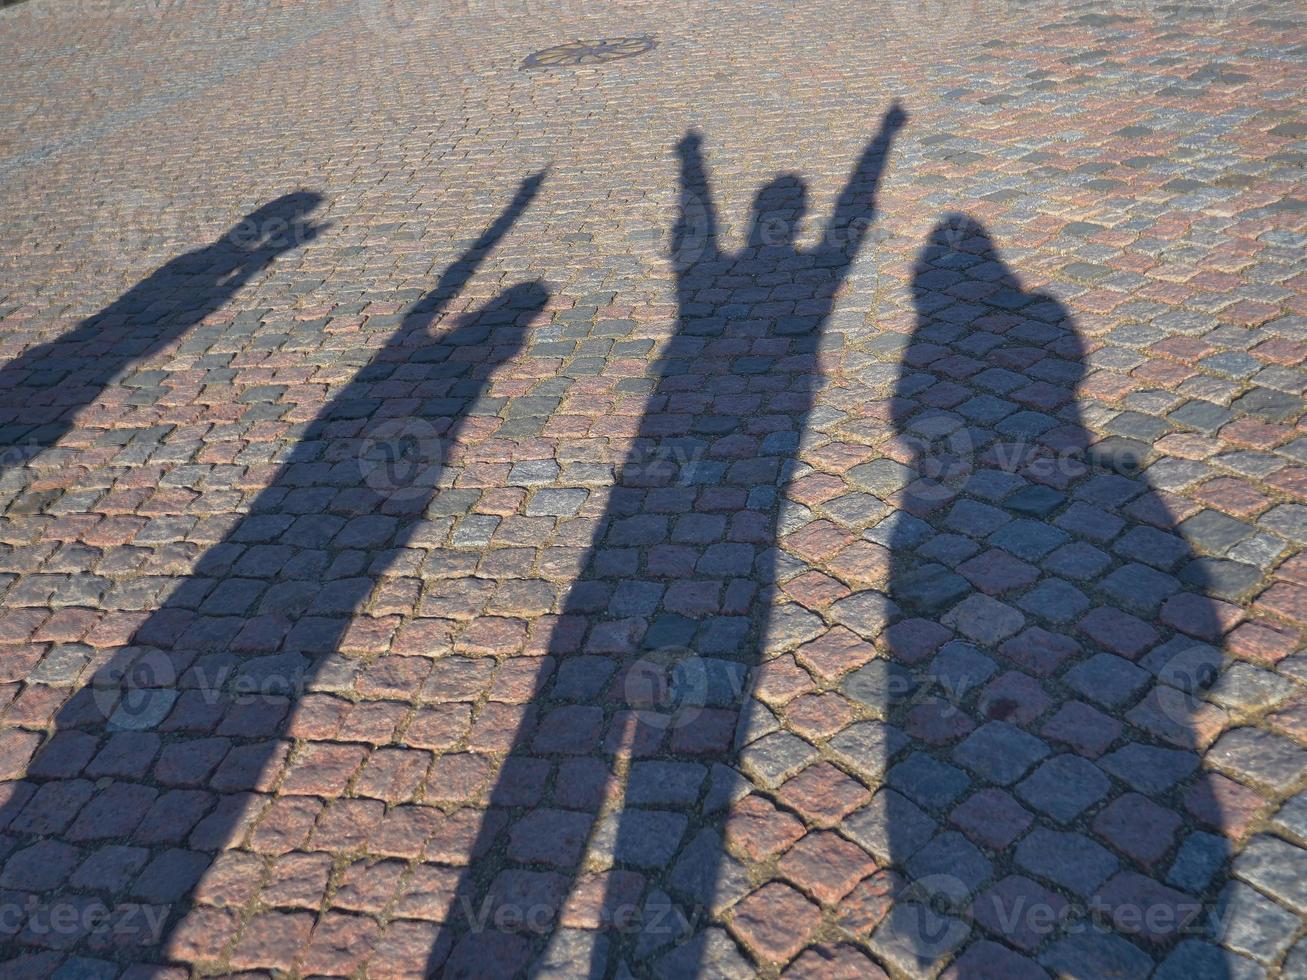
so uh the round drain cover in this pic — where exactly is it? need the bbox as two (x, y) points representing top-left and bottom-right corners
(523, 36), (656, 69)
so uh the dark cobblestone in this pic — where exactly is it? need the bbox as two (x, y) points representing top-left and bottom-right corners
(0, 1), (1304, 975)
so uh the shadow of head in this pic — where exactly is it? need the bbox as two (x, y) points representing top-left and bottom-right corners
(748, 173), (808, 250)
(224, 190), (327, 256)
(896, 213), (1107, 503)
(912, 212), (1087, 384)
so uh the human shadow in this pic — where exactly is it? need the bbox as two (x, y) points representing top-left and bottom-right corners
(0, 172), (547, 970)
(0, 191), (325, 479)
(434, 106), (907, 977)
(877, 214), (1234, 977)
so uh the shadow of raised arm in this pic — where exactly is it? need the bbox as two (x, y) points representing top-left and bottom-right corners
(672, 130), (720, 273)
(417, 169), (548, 313)
(816, 99), (908, 264)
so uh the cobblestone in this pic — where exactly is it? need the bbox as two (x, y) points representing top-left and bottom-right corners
(0, 0), (1304, 975)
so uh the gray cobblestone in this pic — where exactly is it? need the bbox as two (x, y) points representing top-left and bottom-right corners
(0, 3), (1303, 976)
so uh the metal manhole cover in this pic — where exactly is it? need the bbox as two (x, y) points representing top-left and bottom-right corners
(523, 36), (656, 69)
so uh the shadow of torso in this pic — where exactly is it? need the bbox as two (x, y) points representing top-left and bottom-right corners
(436, 110), (907, 976)
(875, 214), (1235, 977)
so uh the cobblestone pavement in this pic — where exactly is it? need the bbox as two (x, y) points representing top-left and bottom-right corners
(0, 0), (1304, 977)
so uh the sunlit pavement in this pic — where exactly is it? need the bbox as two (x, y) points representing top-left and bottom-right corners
(0, 0), (1305, 976)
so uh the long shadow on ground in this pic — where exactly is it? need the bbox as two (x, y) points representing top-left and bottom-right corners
(0, 192), (323, 479)
(0, 172), (546, 971)
(433, 105), (907, 977)
(875, 215), (1235, 977)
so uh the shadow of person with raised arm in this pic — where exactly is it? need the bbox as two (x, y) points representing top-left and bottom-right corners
(0, 191), (325, 479)
(434, 106), (906, 978)
(0, 172), (547, 973)
(876, 214), (1237, 977)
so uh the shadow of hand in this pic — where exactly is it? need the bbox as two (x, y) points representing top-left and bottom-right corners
(676, 130), (703, 157)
